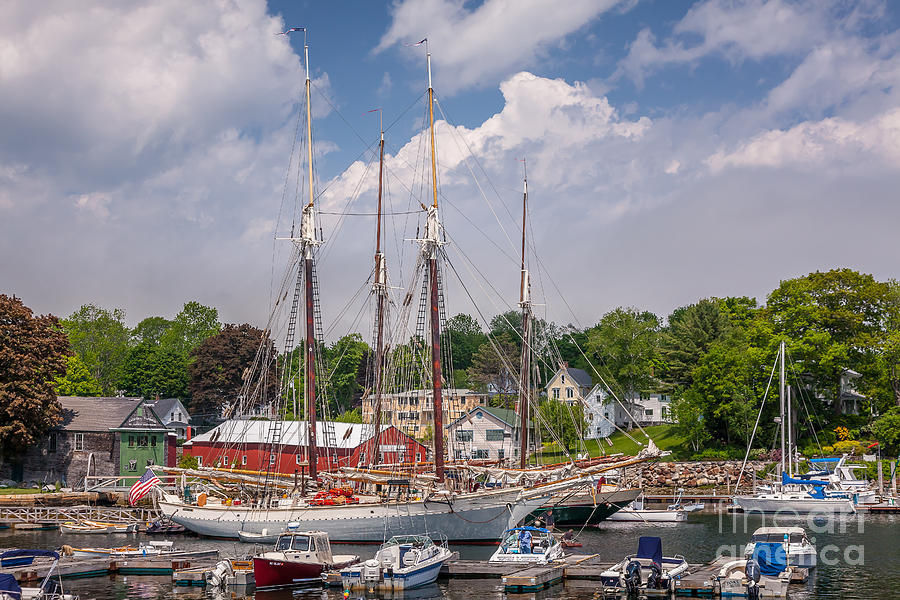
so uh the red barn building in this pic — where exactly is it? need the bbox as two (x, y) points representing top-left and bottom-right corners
(183, 420), (427, 474)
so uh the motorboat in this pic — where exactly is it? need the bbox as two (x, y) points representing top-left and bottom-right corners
(744, 526), (816, 568)
(0, 550), (77, 600)
(253, 529), (358, 589)
(59, 521), (137, 534)
(489, 527), (564, 564)
(340, 534), (453, 591)
(607, 496), (688, 522)
(715, 558), (789, 598)
(146, 517), (187, 535)
(599, 536), (689, 593)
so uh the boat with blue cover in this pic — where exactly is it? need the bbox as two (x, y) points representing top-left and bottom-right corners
(599, 536), (689, 593)
(489, 527), (563, 564)
(339, 534), (452, 591)
(0, 550), (77, 600)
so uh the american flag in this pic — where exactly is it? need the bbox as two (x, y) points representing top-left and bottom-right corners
(128, 469), (161, 506)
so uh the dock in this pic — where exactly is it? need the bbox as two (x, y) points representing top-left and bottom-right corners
(3, 555), (219, 583)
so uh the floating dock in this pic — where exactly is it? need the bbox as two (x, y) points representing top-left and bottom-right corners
(2, 555), (219, 583)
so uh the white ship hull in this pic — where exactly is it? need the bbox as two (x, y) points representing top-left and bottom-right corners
(733, 494), (856, 514)
(158, 487), (549, 542)
(606, 508), (688, 522)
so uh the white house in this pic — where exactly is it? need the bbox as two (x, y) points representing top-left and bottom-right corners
(579, 385), (675, 440)
(147, 397), (191, 439)
(446, 406), (526, 463)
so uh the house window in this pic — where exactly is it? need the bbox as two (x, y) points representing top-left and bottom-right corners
(645, 409), (653, 416)
(242, 455), (248, 466)
(74, 433), (84, 451)
(128, 459), (137, 471)
(416, 452), (422, 462)
(497, 448), (505, 460)
(138, 436), (148, 447)
(128, 435), (135, 447)
(150, 436), (157, 447)
(296, 454), (303, 465)
(222, 455), (229, 466)
(552, 388), (560, 399)
(587, 414), (594, 421)
(561, 375), (566, 384)
(197, 456), (202, 467)
(476, 412), (483, 419)
(456, 430), (473, 442)
(48, 432), (57, 453)
(472, 449), (489, 459)
(146, 458), (154, 466)
(486, 430), (505, 442)
(566, 387), (574, 399)
(269, 454), (276, 465)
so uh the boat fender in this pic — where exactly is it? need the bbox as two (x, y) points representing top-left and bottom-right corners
(624, 560), (642, 592)
(646, 561), (662, 589)
(745, 559), (761, 584)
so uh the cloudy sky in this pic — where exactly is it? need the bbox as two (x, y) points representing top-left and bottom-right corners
(2, 0), (899, 337)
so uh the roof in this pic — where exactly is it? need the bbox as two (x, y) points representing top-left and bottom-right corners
(565, 367), (593, 388)
(147, 398), (186, 423)
(183, 420), (390, 449)
(751, 527), (805, 535)
(483, 406), (517, 427)
(57, 396), (143, 432)
(381, 388), (486, 398)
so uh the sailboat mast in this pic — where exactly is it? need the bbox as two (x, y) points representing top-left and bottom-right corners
(371, 118), (386, 467)
(302, 40), (318, 481)
(517, 166), (530, 468)
(425, 48), (446, 482)
(779, 340), (785, 478)
(786, 385), (792, 477)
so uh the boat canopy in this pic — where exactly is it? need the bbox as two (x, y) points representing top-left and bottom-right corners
(781, 472), (829, 487)
(0, 573), (22, 597)
(504, 526), (550, 534)
(637, 536), (663, 565)
(385, 535), (434, 547)
(0, 549), (60, 560)
(751, 542), (787, 576)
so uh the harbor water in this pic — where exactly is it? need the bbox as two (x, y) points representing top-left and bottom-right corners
(1, 512), (898, 599)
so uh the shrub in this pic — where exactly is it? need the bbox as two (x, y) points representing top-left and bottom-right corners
(833, 440), (865, 455)
(821, 445), (835, 455)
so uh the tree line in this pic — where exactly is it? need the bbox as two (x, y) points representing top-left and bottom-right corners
(3, 267), (900, 459)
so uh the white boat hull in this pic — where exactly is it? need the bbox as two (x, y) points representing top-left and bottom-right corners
(606, 508), (688, 522)
(733, 495), (856, 514)
(159, 488), (548, 541)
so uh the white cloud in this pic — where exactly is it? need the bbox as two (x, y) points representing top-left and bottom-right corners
(375, 0), (627, 93)
(706, 108), (900, 171)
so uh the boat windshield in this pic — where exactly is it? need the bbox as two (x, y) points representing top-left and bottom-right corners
(750, 533), (805, 544)
(276, 535), (310, 551)
(385, 536), (432, 548)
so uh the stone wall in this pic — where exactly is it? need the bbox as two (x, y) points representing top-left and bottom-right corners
(621, 460), (768, 493)
(0, 430), (119, 488)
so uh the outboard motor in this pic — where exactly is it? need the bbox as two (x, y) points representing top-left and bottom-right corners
(745, 559), (761, 600)
(624, 560), (642, 594)
(646, 561), (663, 589)
(362, 558), (381, 583)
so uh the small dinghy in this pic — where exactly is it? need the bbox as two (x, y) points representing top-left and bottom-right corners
(600, 536), (689, 594)
(69, 541), (217, 560)
(340, 534), (453, 591)
(238, 528), (283, 544)
(60, 521), (137, 534)
(146, 517), (187, 535)
(489, 527), (564, 564)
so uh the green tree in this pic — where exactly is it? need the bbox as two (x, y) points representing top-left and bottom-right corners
(671, 393), (711, 453)
(132, 316), (172, 346)
(445, 313), (487, 371)
(161, 301), (221, 355)
(61, 303), (131, 395)
(661, 298), (731, 388)
(537, 399), (586, 452)
(326, 333), (371, 414)
(55, 355), (102, 397)
(469, 337), (519, 399)
(586, 307), (660, 417)
(0, 295), (69, 457)
(766, 269), (891, 414)
(177, 454), (199, 469)
(881, 280), (900, 407)
(334, 407), (363, 423)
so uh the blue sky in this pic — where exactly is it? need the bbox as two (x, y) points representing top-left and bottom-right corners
(2, 0), (900, 336)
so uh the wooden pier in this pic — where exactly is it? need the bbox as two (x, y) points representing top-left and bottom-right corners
(0, 505), (155, 526)
(3, 555), (218, 583)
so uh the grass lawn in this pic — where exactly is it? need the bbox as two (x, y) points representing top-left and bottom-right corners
(0, 488), (43, 495)
(536, 424), (689, 463)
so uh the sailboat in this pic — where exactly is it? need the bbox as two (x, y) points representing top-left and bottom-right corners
(158, 37), (654, 541)
(733, 341), (856, 514)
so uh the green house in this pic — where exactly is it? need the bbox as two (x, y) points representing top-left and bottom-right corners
(111, 401), (173, 476)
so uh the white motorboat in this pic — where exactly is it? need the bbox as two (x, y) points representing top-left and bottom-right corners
(489, 527), (564, 564)
(744, 526), (816, 568)
(0, 550), (77, 600)
(600, 536), (689, 593)
(607, 496), (688, 522)
(340, 534), (453, 591)
(713, 559), (789, 598)
(69, 541), (217, 560)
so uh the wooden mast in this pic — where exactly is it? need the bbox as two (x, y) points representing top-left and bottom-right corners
(517, 164), (531, 468)
(302, 39), (318, 481)
(425, 45), (446, 483)
(371, 114), (386, 467)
